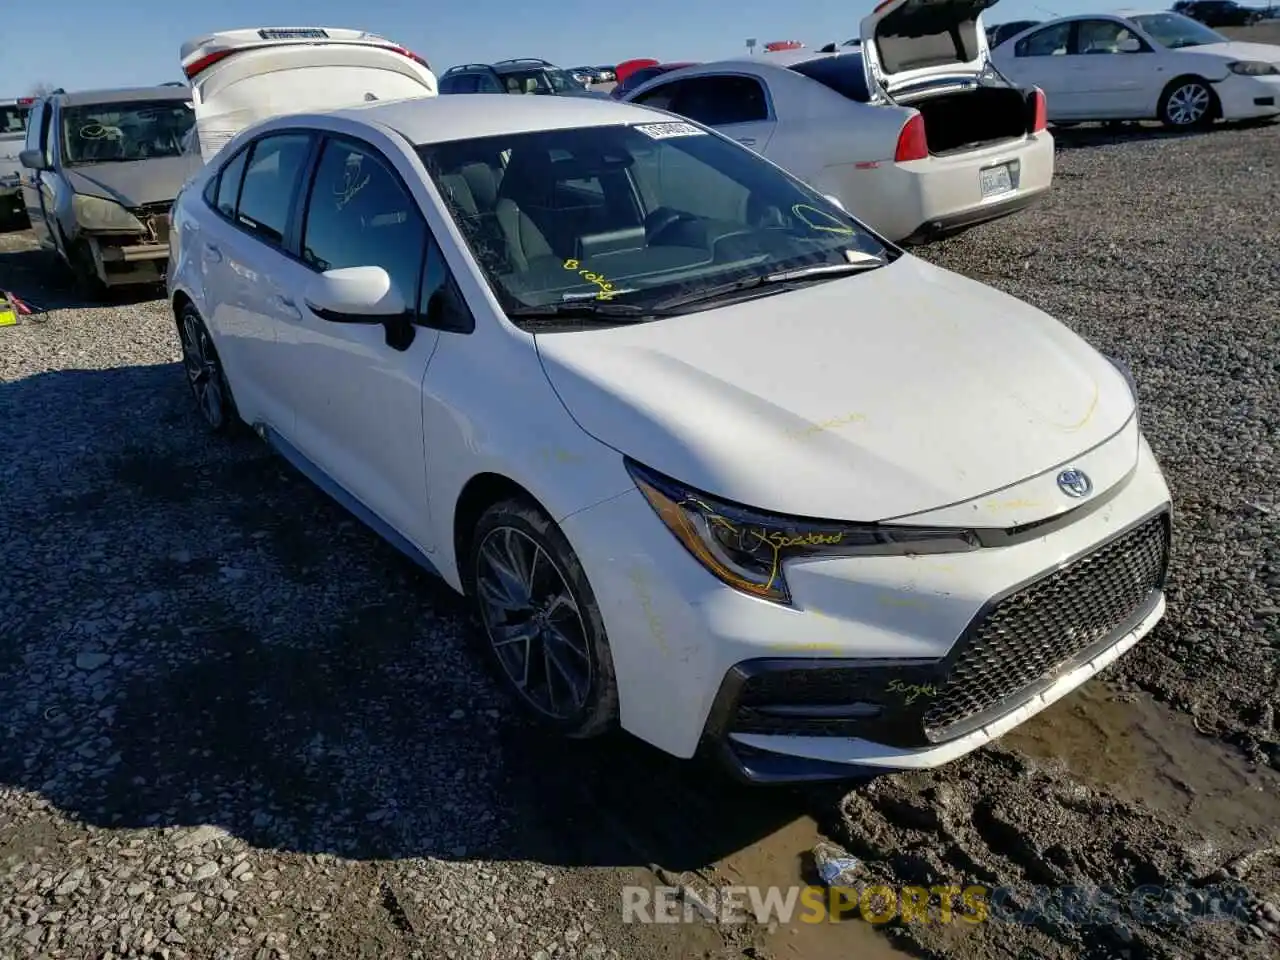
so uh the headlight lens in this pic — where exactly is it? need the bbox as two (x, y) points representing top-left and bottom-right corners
(626, 459), (979, 604)
(72, 194), (145, 233)
(1228, 60), (1279, 76)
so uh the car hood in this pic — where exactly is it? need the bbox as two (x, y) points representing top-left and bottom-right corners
(1182, 40), (1280, 64)
(64, 155), (202, 208)
(536, 256), (1134, 523)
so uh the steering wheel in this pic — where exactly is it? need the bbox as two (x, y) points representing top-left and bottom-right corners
(645, 207), (699, 245)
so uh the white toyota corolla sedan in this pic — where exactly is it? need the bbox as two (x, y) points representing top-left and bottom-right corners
(167, 91), (1173, 783)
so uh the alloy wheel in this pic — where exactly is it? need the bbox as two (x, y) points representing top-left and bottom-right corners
(1166, 83), (1211, 126)
(474, 525), (593, 719)
(179, 313), (226, 430)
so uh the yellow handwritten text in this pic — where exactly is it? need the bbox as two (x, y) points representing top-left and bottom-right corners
(792, 203), (855, 236)
(562, 258), (617, 300)
(887, 679), (939, 705)
(793, 412), (868, 438)
(629, 568), (671, 656)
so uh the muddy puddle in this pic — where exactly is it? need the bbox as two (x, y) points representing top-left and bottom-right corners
(1003, 683), (1280, 842)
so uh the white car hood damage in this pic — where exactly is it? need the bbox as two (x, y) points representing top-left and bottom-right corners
(1186, 41), (1280, 65)
(536, 255), (1134, 523)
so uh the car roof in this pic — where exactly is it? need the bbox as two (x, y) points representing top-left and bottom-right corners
(53, 86), (192, 107)
(330, 93), (670, 144)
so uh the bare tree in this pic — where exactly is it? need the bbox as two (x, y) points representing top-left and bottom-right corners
(27, 82), (57, 98)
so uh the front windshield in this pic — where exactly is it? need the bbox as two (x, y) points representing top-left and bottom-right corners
(418, 122), (892, 322)
(61, 100), (196, 165)
(0, 105), (28, 134)
(1131, 13), (1228, 48)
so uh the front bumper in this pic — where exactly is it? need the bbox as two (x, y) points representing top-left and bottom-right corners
(1213, 73), (1280, 120)
(559, 432), (1172, 782)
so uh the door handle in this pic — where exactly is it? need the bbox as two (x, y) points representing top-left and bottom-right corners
(736, 137), (757, 146)
(274, 294), (302, 321)
(203, 243), (221, 263)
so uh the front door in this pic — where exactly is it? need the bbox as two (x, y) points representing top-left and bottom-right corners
(1066, 19), (1159, 118)
(271, 134), (440, 551)
(20, 101), (55, 250)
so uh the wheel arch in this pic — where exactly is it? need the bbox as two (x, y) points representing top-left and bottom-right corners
(451, 472), (550, 593)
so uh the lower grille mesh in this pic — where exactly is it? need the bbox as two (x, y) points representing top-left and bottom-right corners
(923, 512), (1169, 739)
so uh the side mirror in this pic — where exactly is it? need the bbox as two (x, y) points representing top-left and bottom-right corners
(304, 266), (408, 323)
(823, 194), (848, 213)
(1117, 37), (1142, 53)
(19, 149), (47, 171)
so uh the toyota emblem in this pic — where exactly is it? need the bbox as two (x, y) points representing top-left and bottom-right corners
(1057, 468), (1093, 498)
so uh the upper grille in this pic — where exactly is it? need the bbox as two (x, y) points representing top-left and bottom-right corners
(922, 512), (1170, 740)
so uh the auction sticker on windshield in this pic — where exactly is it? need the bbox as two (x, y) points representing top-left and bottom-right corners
(634, 122), (705, 139)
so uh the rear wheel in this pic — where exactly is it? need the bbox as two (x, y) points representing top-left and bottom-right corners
(177, 303), (239, 434)
(466, 498), (619, 738)
(1159, 78), (1217, 129)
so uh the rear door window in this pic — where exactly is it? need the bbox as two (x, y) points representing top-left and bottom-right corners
(235, 132), (313, 245)
(788, 56), (870, 102)
(213, 147), (250, 219)
(670, 76), (770, 126)
(1015, 22), (1072, 57)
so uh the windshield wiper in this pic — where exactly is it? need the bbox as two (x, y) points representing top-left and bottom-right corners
(505, 301), (658, 324)
(653, 258), (885, 311)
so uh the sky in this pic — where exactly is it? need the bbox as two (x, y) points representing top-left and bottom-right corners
(4, 0), (1142, 94)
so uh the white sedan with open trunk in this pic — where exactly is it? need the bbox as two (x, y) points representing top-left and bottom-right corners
(623, 0), (1054, 243)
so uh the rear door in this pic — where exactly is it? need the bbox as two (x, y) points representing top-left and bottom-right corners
(198, 130), (316, 434)
(268, 133), (443, 550)
(180, 27), (437, 161)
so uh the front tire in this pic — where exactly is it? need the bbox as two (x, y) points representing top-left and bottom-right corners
(1159, 78), (1217, 129)
(465, 498), (619, 738)
(177, 303), (239, 434)
(68, 239), (107, 301)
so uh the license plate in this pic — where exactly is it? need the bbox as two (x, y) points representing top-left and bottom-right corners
(980, 164), (1014, 199)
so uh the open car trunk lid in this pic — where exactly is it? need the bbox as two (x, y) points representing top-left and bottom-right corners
(179, 27), (438, 161)
(860, 0), (1000, 97)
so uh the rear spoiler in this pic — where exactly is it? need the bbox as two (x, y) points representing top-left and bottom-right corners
(182, 28), (431, 81)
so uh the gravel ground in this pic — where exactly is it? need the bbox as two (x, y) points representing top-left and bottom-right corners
(2, 71), (1279, 960)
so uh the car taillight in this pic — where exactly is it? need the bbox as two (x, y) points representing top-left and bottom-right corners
(893, 114), (928, 162)
(1030, 87), (1047, 133)
(387, 46), (431, 72)
(184, 48), (234, 79)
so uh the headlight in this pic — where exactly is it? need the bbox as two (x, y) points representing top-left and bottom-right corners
(626, 459), (979, 604)
(1228, 60), (1279, 76)
(72, 194), (145, 233)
